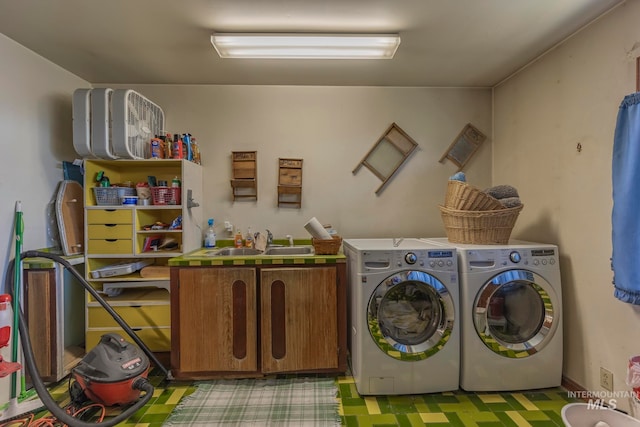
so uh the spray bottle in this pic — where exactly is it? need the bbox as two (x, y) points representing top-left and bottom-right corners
(204, 219), (216, 248)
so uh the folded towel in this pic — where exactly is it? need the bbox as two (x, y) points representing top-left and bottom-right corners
(484, 184), (519, 199)
(449, 171), (466, 182)
(499, 197), (522, 208)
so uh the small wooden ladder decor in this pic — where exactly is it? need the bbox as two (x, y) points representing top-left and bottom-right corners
(277, 158), (303, 208)
(230, 151), (258, 201)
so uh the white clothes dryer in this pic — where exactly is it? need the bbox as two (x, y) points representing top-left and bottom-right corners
(425, 238), (563, 391)
(344, 238), (459, 395)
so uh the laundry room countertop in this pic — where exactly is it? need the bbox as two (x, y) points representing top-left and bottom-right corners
(22, 248), (84, 269)
(168, 245), (346, 267)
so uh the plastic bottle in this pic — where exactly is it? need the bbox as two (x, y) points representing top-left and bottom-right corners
(150, 137), (163, 158)
(162, 134), (172, 159)
(234, 229), (243, 248)
(191, 137), (201, 164)
(183, 133), (193, 162)
(245, 227), (254, 248)
(204, 219), (216, 248)
(172, 134), (184, 159)
(0, 295), (12, 348)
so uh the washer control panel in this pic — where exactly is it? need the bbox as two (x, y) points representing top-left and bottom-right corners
(530, 248), (557, 267)
(362, 249), (457, 273)
(464, 246), (557, 271)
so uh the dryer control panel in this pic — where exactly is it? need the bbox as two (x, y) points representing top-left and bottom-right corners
(463, 246), (557, 272)
(362, 249), (457, 273)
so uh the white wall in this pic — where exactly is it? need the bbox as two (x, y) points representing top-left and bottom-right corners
(0, 34), (89, 291)
(0, 31), (492, 273)
(0, 34), (89, 405)
(112, 84), (492, 241)
(7, 0), (638, 411)
(494, 0), (638, 411)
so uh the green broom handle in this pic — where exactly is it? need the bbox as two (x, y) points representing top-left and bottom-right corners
(11, 201), (23, 399)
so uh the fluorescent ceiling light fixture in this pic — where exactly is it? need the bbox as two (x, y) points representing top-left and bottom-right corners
(210, 33), (401, 59)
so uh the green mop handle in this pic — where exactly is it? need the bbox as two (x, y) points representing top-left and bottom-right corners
(11, 201), (23, 399)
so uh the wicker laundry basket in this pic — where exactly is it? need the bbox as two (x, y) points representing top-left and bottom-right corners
(439, 204), (523, 244)
(312, 235), (343, 255)
(444, 180), (504, 211)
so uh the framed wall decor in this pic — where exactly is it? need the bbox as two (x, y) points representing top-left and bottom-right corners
(353, 122), (419, 195)
(439, 123), (486, 171)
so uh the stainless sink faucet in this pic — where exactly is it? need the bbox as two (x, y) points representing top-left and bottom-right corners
(286, 234), (294, 247)
(266, 229), (274, 246)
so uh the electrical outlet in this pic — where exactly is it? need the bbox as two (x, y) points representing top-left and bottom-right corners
(600, 367), (613, 391)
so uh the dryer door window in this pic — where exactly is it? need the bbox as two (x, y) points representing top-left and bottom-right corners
(473, 269), (557, 358)
(367, 270), (455, 361)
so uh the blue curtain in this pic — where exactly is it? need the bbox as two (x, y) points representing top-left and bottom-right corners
(612, 93), (640, 304)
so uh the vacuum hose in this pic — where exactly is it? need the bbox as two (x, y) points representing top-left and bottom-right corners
(6, 250), (170, 426)
(17, 308), (153, 427)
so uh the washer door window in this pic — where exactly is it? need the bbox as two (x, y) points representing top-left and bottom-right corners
(367, 270), (455, 361)
(474, 269), (556, 358)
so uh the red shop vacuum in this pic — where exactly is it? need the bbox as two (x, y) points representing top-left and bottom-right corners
(71, 333), (150, 407)
(8, 250), (169, 427)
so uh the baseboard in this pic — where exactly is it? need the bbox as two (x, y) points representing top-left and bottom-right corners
(562, 375), (586, 396)
(562, 375), (640, 415)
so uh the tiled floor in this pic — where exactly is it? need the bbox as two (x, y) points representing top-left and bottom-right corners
(338, 376), (577, 426)
(31, 370), (578, 426)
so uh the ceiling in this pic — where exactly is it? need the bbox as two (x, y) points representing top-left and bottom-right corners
(0, 0), (625, 87)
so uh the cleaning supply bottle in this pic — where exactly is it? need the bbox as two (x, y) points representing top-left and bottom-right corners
(234, 229), (243, 248)
(245, 227), (254, 248)
(204, 219), (216, 248)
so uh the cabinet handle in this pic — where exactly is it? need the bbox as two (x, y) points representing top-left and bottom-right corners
(270, 280), (286, 360)
(232, 280), (247, 360)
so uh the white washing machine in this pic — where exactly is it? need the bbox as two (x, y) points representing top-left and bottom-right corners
(344, 238), (459, 395)
(425, 238), (563, 391)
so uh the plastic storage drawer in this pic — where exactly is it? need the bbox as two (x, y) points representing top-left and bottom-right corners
(88, 239), (133, 255)
(85, 327), (170, 352)
(87, 305), (170, 328)
(88, 224), (133, 239)
(87, 209), (132, 224)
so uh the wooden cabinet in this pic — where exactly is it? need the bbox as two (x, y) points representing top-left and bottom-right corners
(261, 267), (337, 373)
(23, 255), (85, 382)
(170, 264), (346, 379)
(170, 267), (257, 377)
(83, 159), (202, 353)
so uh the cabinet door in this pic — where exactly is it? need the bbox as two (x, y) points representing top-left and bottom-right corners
(261, 267), (338, 373)
(173, 268), (257, 373)
(24, 269), (56, 381)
